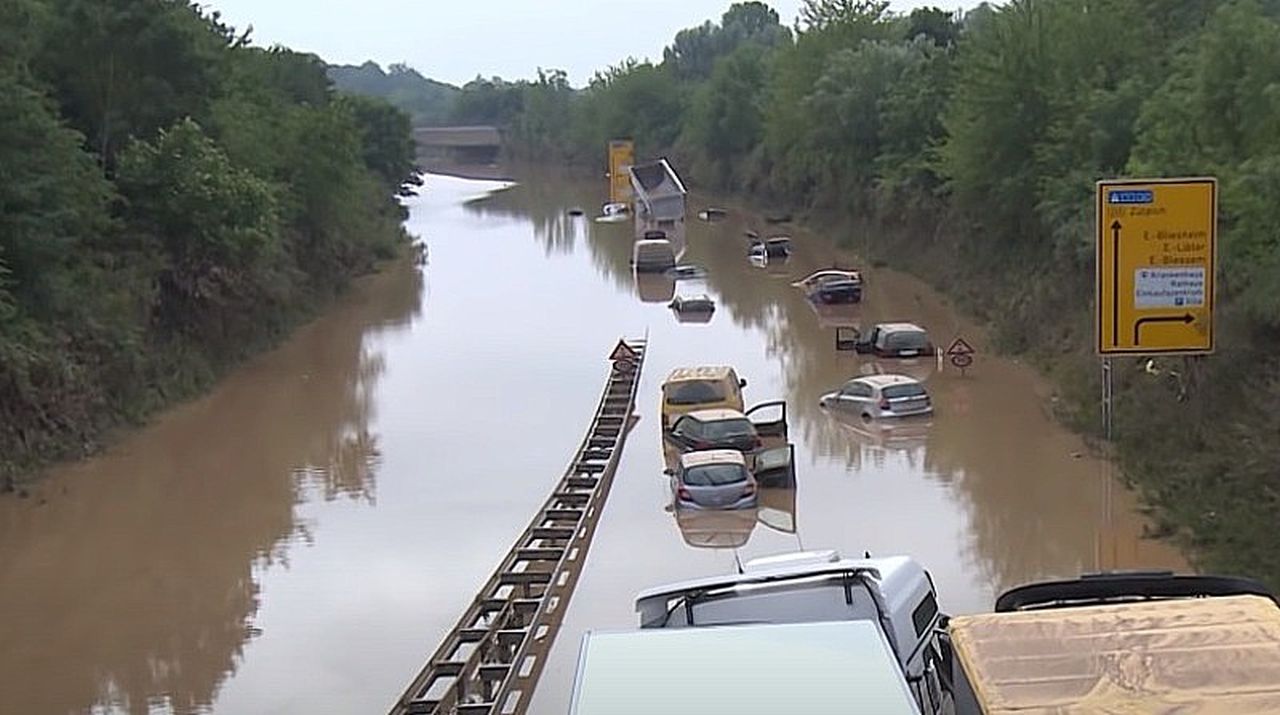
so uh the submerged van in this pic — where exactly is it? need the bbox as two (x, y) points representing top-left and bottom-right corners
(632, 239), (676, 273)
(660, 366), (746, 429)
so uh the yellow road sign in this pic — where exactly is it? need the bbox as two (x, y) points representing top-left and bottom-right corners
(1096, 177), (1217, 355)
(607, 140), (634, 204)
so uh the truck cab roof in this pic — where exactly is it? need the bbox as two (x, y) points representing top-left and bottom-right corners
(570, 621), (922, 714)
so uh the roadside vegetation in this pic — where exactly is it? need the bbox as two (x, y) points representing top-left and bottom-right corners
(409, 0), (1280, 586)
(0, 0), (419, 485)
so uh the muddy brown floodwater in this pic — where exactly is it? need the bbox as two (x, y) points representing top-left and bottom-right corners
(0, 172), (1186, 715)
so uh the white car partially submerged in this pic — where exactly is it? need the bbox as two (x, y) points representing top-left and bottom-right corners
(820, 374), (933, 420)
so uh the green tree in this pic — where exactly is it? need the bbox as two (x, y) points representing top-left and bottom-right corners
(680, 44), (771, 186)
(340, 93), (419, 195)
(664, 2), (791, 80)
(116, 118), (280, 338)
(34, 0), (231, 163)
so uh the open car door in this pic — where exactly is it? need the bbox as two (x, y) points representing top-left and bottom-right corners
(751, 443), (794, 487)
(745, 400), (788, 440)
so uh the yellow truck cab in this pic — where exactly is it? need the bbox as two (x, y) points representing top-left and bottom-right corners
(660, 366), (747, 430)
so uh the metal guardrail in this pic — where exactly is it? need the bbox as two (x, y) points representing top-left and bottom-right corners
(390, 337), (647, 715)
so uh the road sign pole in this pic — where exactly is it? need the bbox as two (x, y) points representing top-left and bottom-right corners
(1100, 357), (1114, 442)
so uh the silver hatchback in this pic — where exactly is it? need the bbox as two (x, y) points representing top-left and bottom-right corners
(819, 374), (933, 419)
(672, 450), (758, 510)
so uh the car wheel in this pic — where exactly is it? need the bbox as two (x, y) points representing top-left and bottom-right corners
(861, 412), (873, 422)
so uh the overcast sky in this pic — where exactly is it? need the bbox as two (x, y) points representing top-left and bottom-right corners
(202, 1), (976, 87)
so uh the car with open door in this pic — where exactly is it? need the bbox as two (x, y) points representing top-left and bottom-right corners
(662, 402), (789, 474)
(852, 322), (933, 358)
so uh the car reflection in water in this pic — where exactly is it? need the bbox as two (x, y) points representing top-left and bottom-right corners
(821, 403), (933, 452)
(669, 294), (716, 324)
(856, 355), (937, 383)
(673, 486), (798, 549)
(635, 270), (676, 303)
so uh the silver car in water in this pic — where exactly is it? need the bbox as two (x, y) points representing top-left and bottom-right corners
(672, 450), (758, 510)
(819, 374), (933, 420)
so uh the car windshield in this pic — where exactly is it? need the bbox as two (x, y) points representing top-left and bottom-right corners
(703, 418), (756, 441)
(885, 330), (929, 350)
(883, 384), (926, 399)
(683, 464), (748, 486)
(665, 381), (725, 405)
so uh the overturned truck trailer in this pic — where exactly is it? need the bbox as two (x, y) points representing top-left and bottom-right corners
(628, 158), (687, 248)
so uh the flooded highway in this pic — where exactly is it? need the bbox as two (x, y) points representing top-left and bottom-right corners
(0, 172), (1186, 715)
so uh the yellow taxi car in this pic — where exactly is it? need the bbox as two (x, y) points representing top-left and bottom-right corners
(659, 366), (747, 430)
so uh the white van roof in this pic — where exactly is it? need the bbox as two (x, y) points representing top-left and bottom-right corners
(570, 621), (921, 714)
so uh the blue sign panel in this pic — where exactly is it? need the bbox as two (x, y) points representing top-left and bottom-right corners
(1108, 189), (1154, 205)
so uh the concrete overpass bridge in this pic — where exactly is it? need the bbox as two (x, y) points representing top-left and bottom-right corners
(414, 125), (502, 167)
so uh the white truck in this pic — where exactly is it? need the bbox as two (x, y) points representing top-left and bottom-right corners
(572, 550), (952, 714)
(569, 556), (1280, 714)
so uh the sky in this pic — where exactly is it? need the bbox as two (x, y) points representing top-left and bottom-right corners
(203, 1), (976, 87)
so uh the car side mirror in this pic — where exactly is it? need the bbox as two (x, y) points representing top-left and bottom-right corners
(739, 378), (748, 388)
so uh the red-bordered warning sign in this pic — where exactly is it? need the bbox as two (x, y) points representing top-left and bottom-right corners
(946, 337), (975, 370)
(609, 340), (638, 362)
(946, 337), (975, 356)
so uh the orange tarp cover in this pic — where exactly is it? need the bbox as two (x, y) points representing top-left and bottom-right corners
(950, 595), (1280, 714)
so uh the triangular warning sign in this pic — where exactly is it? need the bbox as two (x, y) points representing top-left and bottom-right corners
(609, 340), (638, 361)
(946, 337), (975, 356)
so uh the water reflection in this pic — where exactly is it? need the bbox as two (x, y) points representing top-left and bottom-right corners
(635, 271), (675, 303)
(674, 508), (757, 549)
(0, 260), (423, 715)
(672, 487), (798, 550)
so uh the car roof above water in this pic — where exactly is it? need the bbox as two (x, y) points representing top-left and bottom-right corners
(851, 374), (923, 389)
(875, 322), (926, 334)
(679, 450), (747, 469)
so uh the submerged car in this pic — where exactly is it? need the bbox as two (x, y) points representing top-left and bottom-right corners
(852, 322), (932, 358)
(660, 366), (748, 430)
(812, 278), (861, 304)
(667, 408), (765, 453)
(663, 404), (789, 473)
(671, 264), (707, 280)
(794, 269), (863, 304)
(819, 374), (933, 420)
(749, 236), (792, 258)
(671, 450), (758, 510)
(669, 294), (715, 313)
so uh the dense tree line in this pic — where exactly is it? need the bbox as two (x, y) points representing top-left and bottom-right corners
(0, 0), (418, 484)
(450, 0), (1280, 584)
